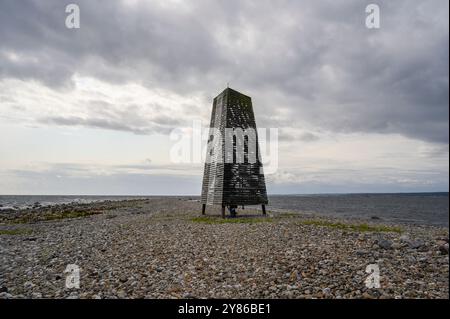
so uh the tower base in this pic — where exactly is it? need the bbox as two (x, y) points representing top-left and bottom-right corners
(201, 204), (268, 218)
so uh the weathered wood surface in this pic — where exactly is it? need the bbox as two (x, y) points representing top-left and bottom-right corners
(201, 88), (269, 210)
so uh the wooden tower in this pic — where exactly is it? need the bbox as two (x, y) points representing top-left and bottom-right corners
(201, 88), (268, 217)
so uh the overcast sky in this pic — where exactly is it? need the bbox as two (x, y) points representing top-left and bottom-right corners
(0, 0), (448, 195)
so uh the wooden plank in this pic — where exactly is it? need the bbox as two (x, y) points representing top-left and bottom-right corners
(201, 88), (269, 209)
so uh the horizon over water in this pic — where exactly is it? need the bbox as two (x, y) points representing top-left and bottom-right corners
(0, 192), (448, 227)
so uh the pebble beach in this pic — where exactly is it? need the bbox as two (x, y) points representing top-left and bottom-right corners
(0, 197), (448, 299)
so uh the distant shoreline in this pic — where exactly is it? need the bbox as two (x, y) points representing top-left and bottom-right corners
(1, 191), (448, 196)
(1, 193), (447, 227)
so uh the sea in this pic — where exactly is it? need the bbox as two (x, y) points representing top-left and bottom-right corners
(267, 193), (449, 227)
(0, 193), (448, 227)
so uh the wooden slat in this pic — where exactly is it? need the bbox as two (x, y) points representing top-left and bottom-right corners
(201, 88), (269, 207)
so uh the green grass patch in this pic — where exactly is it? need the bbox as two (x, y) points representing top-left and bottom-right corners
(278, 212), (300, 218)
(0, 228), (33, 235)
(191, 216), (273, 224)
(42, 210), (100, 221)
(10, 210), (102, 224)
(299, 219), (402, 233)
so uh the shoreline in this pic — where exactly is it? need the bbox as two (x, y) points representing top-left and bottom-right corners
(1, 193), (448, 228)
(0, 198), (448, 299)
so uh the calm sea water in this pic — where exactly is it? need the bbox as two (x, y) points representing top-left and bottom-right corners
(0, 193), (448, 227)
(268, 193), (449, 227)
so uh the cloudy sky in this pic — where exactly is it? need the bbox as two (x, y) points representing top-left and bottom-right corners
(0, 0), (448, 195)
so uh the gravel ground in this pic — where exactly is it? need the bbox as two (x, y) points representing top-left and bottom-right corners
(0, 197), (448, 299)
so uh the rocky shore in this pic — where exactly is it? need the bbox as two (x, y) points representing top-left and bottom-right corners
(0, 197), (448, 299)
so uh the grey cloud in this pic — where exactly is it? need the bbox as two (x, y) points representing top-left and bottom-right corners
(299, 133), (320, 142)
(34, 96), (186, 134)
(39, 115), (177, 135)
(9, 161), (202, 179)
(418, 144), (449, 159)
(0, 0), (448, 143)
(279, 130), (320, 142)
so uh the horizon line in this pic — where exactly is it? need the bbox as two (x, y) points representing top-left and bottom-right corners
(0, 191), (448, 197)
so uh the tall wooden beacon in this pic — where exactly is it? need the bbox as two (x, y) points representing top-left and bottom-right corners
(201, 87), (268, 218)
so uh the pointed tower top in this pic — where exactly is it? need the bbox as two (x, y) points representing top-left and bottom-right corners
(218, 87), (251, 99)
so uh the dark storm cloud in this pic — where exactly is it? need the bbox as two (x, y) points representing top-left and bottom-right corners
(0, 0), (448, 143)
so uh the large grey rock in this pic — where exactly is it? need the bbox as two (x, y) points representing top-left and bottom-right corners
(408, 240), (425, 249)
(377, 239), (393, 250)
(439, 243), (449, 255)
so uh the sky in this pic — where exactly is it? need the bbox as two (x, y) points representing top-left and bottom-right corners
(0, 0), (448, 195)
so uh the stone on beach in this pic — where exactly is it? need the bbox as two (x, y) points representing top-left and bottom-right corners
(0, 198), (448, 299)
